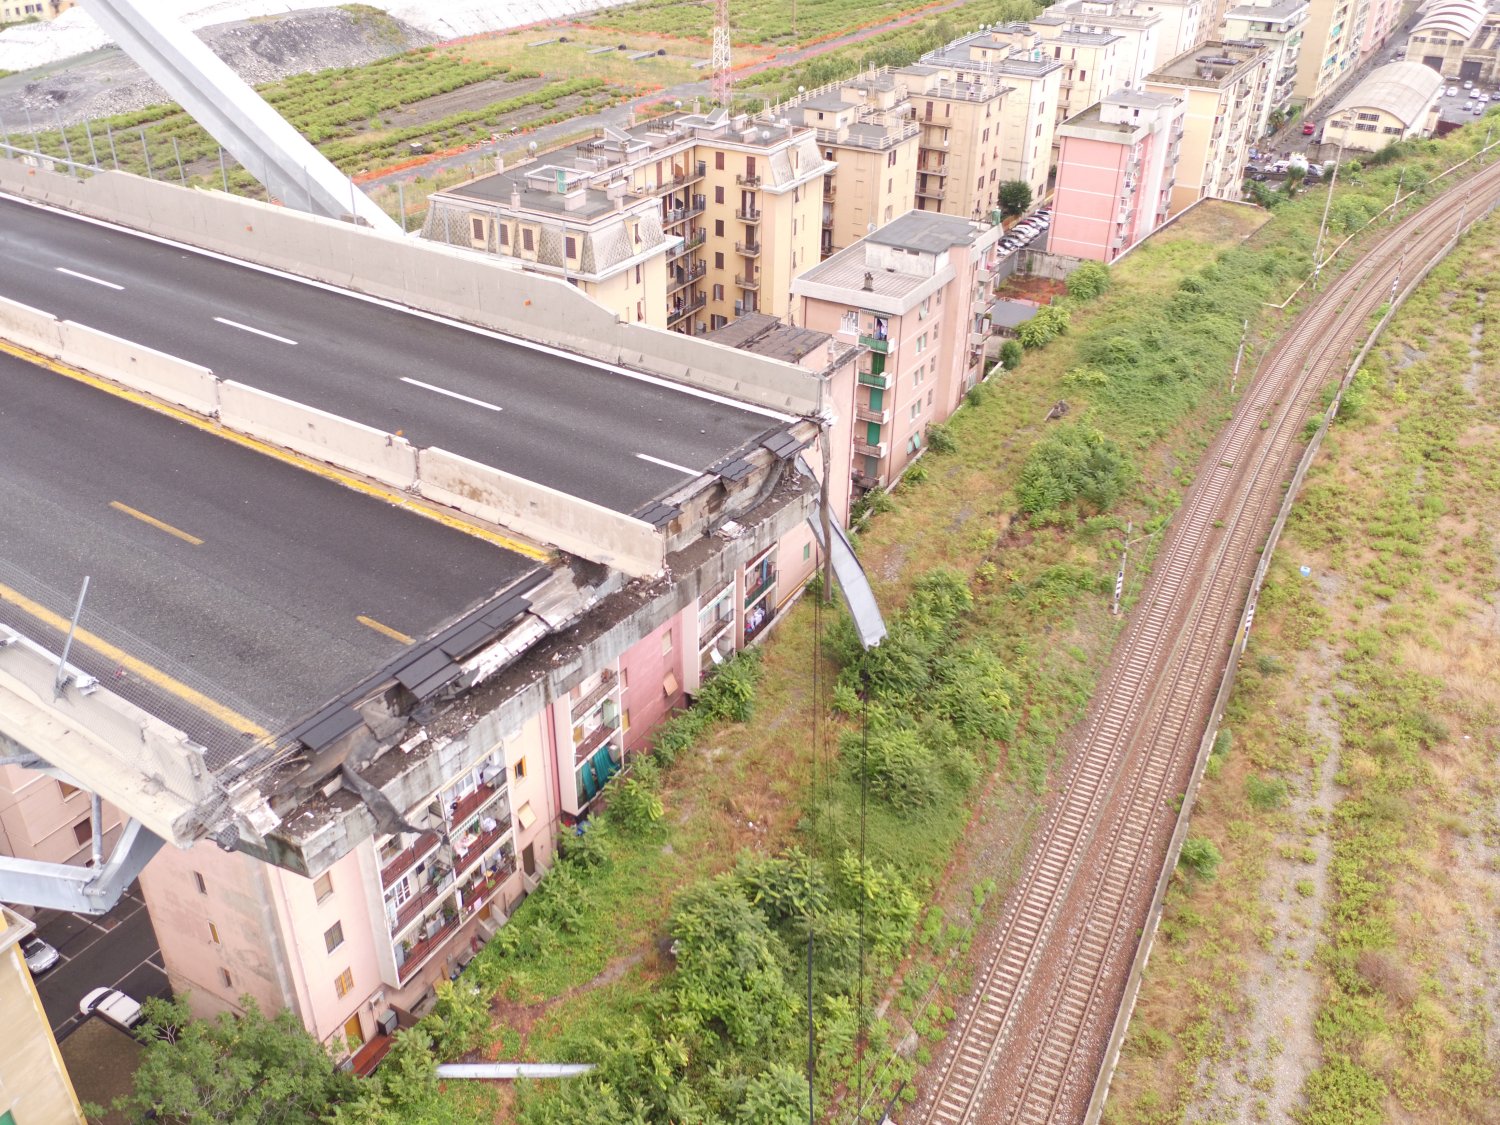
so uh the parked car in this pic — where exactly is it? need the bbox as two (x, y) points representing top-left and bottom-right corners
(1447, 86), (1459, 97)
(1247, 167), (1269, 181)
(1302, 120), (1316, 135)
(1463, 78), (1473, 89)
(79, 987), (144, 1032)
(22, 936), (59, 975)
(1463, 101), (1474, 112)
(1475, 104), (1486, 114)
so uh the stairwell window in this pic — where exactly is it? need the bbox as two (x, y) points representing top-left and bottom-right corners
(314, 873), (334, 903)
(335, 968), (354, 998)
(325, 922), (344, 954)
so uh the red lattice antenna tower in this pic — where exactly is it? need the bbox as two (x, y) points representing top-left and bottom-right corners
(711, 0), (732, 105)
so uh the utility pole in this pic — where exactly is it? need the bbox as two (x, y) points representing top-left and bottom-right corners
(1312, 121), (1348, 290)
(712, 0), (732, 106)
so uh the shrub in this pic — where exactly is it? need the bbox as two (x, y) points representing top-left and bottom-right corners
(698, 649), (760, 723)
(1178, 836), (1222, 880)
(1246, 775), (1288, 811)
(999, 339), (1023, 369)
(926, 422), (957, 454)
(607, 776), (665, 835)
(1065, 261), (1110, 301)
(1015, 424), (1132, 516)
(844, 723), (942, 810)
(1016, 303), (1071, 350)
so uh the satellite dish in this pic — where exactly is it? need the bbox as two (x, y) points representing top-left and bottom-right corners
(761, 129), (771, 140)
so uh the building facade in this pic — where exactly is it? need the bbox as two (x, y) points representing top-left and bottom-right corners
(1222, 0), (1310, 131)
(1406, 0), (1491, 82)
(1040, 0), (1167, 83)
(1049, 88), (1186, 261)
(1321, 60), (1444, 149)
(1147, 41), (1273, 214)
(0, 763), (122, 868)
(1293, 0), (1369, 107)
(423, 110), (829, 337)
(0, 0), (72, 23)
(793, 211), (1001, 495)
(0, 907), (85, 1124)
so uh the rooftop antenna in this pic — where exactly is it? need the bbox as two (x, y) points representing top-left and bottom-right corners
(712, 0), (732, 106)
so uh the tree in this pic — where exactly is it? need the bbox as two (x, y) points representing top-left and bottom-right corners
(999, 339), (1023, 369)
(998, 179), (1032, 217)
(112, 995), (362, 1124)
(1065, 261), (1111, 301)
(1283, 164), (1306, 197)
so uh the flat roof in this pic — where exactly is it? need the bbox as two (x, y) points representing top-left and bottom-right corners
(866, 209), (991, 253)
(1149, 41), (1266, 83)
(705, 311), (831, 363)
(0, 349), (538, 761)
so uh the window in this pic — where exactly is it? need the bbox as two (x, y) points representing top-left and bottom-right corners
(314, 873), (334, 902)
(635, 264), (642, 284)
(194, 872), (208, 896)
(840, 309), (859, 335)
(622, 709), (631, 732)
(499, 223), (509, 246)
(209, 921), (221, 945)
(73, 820), (91, 846)
(335, 968), (354, 998)
(715, 251), (724, 269)
(469, 216), (484, 241)
(58, 781), (79, 799)
(620, 667), (629, 689)
(887, 150), (897, 168)
(565, 235), (577, 258)
(715, 219), (725, 237)
(715, 185), (725, 204)
(636, 300), (644, 321)
(804, 543), (812, 560)
(713, 283), (725, 301)
(220, 968), (233, 989)
(662, 629), (674, 654)
(522, 228), (534, 251)
(514, 757), (528, 780)
(916, 333), (927, 354)
(715, 152), (725, 170)
(910, 400), (922, 421)
(325, 921), (344, 953)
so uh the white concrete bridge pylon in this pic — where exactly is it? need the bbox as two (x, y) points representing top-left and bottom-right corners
(79, 0), (400, 233)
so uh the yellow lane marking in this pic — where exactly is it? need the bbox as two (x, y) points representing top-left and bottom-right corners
(0, 338), (551, 562)
(0, 580), (268, 738)
(109, 500), (203, 546)
(357, 615), (414, 644)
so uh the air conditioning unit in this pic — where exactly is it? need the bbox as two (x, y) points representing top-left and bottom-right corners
(377, 1010), (399, 1036)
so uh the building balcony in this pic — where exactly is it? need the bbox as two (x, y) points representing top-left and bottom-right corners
(380, 832), (441, 890)
(857, 370), (891, 390)
(968, 330), (987, 349)
(735, 240), (762, 257)
(447, 782), (505, 831)
(858, 334), (890, 354)
(668, 261), (707, 294)
(570, 668), (618, 720)
(823, 180), (836, 200)
(921, 162), (949, 176)
(396, 908), (461, 983)
(458, 852), (518, 915)
(667, 229), (706, 261)
(855, 403), (890, 425)
(852, 469), (886, 491)
(736, 173), (762, 187)
(821, 215), (834, 229)
(735, 207), (762, 223)
(667, 292), (707, 326)
(743, 568), (777, 612)
(735, 272), (761, 290)
(451, 809), (514, 878)
(664, 196), (707, 225)
(853, 439), (888, 459)
(916, 185), (945, 201)
(668, 161), (707, 188)
(387, 866), (453, 937)
(574, 720), (618, 768)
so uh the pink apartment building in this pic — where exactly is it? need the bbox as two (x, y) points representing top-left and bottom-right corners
(1049, 88), (1185, 262)
(792, 210), (1001, 494)
(137, 443), (835, 1066)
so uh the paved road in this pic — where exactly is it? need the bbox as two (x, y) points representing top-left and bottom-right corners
(0, 194), (778, 515)
(25, 884), (171, 1042)
(0, 347), (535, 729)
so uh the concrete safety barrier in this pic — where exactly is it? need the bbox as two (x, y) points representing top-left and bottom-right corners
(0, 294), (64, 356)
(219, 380), (418, 491)
(57, 320), (219, 415)
(419, 448), (663, 577)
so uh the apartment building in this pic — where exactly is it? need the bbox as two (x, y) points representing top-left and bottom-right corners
(1049, 88), (1186, 261)
(1147, 41), (1273, 214)
(1030, 15), (1134, 126)
(0, 764), (122, 867)
(895, 63), (1016, 221)
(423, 110), (829, 336)
(1222, 0), (1310, 132)
(909, 30), (1064, 205)
(0, 907), (84, 1124)
(793, 211), (1001, 494)
(1293, 0), (1367, 107)
(0, 0), (72, 22)
(1142, 0), (1210, 65)
(782, 75), (920, 259)
(1041, 0), (1166, 81)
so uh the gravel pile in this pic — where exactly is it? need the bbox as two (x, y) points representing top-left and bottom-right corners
(0, 7), (434, 129)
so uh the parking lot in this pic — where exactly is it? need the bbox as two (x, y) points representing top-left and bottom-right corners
(25, 883), (172, 1041)
(1434, 79), (1500, 130)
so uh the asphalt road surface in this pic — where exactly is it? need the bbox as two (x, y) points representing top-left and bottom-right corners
(25, 884), (171, 1042)
(0, 194), (779, 514)
(0, 347), (535, 729)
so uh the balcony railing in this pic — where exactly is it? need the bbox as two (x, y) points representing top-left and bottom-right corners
(735, 207), (762, 222)
(664, 196), (707, 225)
(823, 180), (837, 200)
(858, 334), (890, 354)
(857, 370), (891, 390)
(387, 869), (453, 937)
(736, 173), (762, 187)
(735, 240), (762, 257)
(667, 292), (707, 325)
(571, 668), (618, 719)
(744, 569), (777, 611)
(735, 272), (761, 290)
(574, 721), (617, 767)
(855, 404), (890, 424)
(853, 440), (887, 459)
(853, 470), (887, 490)
(452, 812), (514, 877)
(916, 185), (945, 201)
(396, 911), (461, 982)
(449, 783), (504, 830)
(459, 854), (518, 914)
(380, 832), (440, 890)
(921, 162), (949, 177)
(668, 261), (707, 293)
(667, 229), (706, 261)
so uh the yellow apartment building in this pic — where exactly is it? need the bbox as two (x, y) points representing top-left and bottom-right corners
(1294, 0), (1367, 107)
(0, 908), (85, 1125)
(781, 73), (920, 259)
(1147, 41), (1273, 214)
(422, 110), (827, 335)
(1041, 0), (1166, 79)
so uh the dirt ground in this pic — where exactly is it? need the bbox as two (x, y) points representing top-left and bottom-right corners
(60, 1019), (141, 1123)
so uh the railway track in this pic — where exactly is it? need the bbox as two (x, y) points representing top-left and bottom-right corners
(915, 158), (1500, 1125)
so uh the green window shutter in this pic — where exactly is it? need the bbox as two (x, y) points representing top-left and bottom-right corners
(868, 388), (883, 410)
(866, 422), (882, 445)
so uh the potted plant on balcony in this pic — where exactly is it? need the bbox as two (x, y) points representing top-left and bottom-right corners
(442, 902), (458, 925)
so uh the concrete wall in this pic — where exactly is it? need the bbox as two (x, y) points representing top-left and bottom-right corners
(219, 381), (419, 491)
(0, 161), (822, 415)
(0, 914), (85, 1125)
(56, 321), (218, 414)
(0, 766), (123, 866)
(419, 448), (664, 578)
(0, 296), (63, 356)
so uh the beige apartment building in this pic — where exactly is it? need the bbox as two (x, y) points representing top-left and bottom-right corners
(793, 211), (1001, 493)
(1144, 0), (1210, 65)
(0, 0), (72, 22)
(423, 110), (829, 336)
(1031, 17), (1134, 125)
(1, 763), (122, 867)
(782, 74), (920, 259)
(1222, 0), (1310, 132)
(1041, 0), (1167, 82)
(1294, 0), (1367, 107)
(0, 907), (85, 1125)
(1147, 41), (1273, 213)
(908, 30), (1064, 206)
